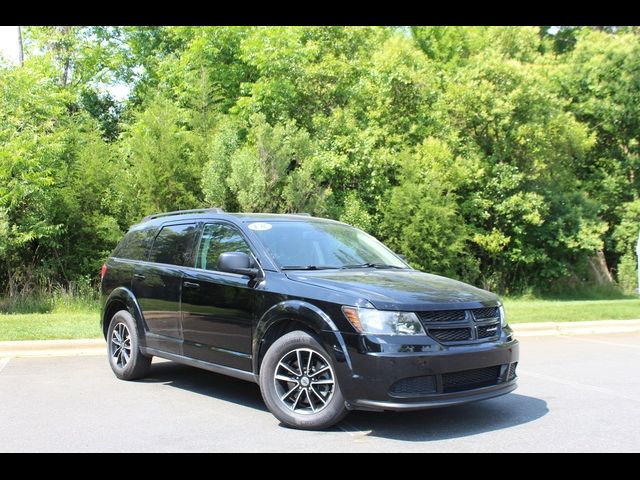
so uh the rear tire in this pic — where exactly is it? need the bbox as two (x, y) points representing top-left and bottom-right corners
(259, 330), (349, 430)
(107, 310), (152, 381)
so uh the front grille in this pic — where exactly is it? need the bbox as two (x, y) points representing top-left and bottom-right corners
(442, 366), (501, 393)
(418, 310), (466, 323)
(418, 305), (502, 344)
(429, 328), (472, 342)
(477, 324), (500, 338)
(472, 307), (499, 320)
(507, 362), (518, 381)
(389, 375), (437, 397)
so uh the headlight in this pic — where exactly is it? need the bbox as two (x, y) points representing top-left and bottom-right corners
(342, 307), (426, 335)
(499, 304), (507, 327)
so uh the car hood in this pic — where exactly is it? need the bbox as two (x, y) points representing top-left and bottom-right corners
(285, 269), (499, 311)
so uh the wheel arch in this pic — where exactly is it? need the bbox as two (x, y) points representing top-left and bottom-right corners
(253, 300), (352, 376)
(101, 287), (147, 343)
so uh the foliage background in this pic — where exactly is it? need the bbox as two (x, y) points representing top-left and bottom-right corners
(1, 26), (639, 300)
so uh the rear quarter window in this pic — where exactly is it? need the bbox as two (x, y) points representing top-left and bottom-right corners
(112, 226), (157, 260)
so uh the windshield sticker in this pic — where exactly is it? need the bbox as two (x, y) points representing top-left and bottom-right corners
(248, 222), (273, 231)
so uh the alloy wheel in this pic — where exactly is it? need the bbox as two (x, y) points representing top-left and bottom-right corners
(273, 348), (335, 415)
(110, 322), (132, 369)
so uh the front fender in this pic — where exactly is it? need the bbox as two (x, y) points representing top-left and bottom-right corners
(252, 300), (353, 376)
(101, 287), (147, 344)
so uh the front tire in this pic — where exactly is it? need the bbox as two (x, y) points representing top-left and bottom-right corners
(107, 310), (152, 380)
(259, 330), (349, 430)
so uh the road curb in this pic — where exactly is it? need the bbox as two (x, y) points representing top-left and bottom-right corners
(511, 319), (640, 337)
(0, 338), (104, 358)
(1, 320), (640, 357)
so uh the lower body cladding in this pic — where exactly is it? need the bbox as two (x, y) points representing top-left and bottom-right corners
(334, 332), (519, 412)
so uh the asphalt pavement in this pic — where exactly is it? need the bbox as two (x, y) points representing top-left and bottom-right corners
(1, 332), (639, 452)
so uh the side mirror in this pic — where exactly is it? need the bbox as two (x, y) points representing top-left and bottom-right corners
(217, 252), (260, 278)
(397, 253), (408, 262)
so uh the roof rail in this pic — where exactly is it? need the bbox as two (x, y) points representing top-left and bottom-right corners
(141, 208), (225, 222)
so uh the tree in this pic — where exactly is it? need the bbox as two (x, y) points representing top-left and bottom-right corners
(202, 113), (327, 214)
(0, 57), (73, 295)
(613, 200), (640, 291)
(380, 140), (479, 281)
(123, 96), (201, 216)
(427, 54), (602, 291)
(555, 30), (640, 277)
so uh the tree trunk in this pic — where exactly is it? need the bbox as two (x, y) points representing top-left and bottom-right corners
(586, 250), (614, 285)
(17, 26), (24, 66)
(58, 26), (72, 87)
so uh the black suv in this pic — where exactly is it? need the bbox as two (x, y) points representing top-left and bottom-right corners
(100, 209), (518, 429)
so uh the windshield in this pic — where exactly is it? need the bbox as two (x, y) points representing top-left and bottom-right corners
(248, 221), (409, 270)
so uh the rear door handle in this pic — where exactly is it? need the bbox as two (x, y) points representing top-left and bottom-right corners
(133, 273), (145, 280)
(183, 281), (200, 289)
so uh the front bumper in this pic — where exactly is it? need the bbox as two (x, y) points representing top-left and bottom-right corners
(334, 328), (519, 412)
(350, 382), (518, 411)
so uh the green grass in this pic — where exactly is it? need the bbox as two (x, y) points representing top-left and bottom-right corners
(0, 293), (100, 315)
(0, 287), (102, 340)
(0, 310), (101, 341)
(503, 298), (640, 323)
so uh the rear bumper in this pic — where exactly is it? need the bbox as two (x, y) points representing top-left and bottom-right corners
(335, 330), (519, 412)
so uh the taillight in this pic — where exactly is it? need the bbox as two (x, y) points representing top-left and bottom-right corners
(100, 263), (108, 280)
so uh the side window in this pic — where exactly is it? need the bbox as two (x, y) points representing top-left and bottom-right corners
(197, 223), (253, 271)
(148, 223), (199, 267)
(112, 227), (156, 260)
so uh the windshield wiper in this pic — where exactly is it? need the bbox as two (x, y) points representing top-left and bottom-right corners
(281, 265), (340, 271)
(341, 263), (406, 269)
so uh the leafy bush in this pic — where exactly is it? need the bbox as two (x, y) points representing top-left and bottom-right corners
(618, 253), (638, 293)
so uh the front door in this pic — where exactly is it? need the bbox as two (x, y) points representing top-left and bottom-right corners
(132, 222), (199, 354)
(180, 222), (256, 371)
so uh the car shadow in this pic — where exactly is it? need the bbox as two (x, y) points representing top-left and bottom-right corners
(338, 393), (548, 441)
(139, 360), (548, 441)
(139, 359), (268, 412)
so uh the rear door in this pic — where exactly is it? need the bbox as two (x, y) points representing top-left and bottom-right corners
(132, 222), (199, 354)
(180, 222), (256, 371)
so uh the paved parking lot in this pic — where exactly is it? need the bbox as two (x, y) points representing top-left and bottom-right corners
(1, 332), (639, 452)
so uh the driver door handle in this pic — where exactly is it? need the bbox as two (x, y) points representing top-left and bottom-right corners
(183, 281), (200, 289)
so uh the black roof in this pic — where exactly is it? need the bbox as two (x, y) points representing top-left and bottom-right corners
(133, 209), (343, 229)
